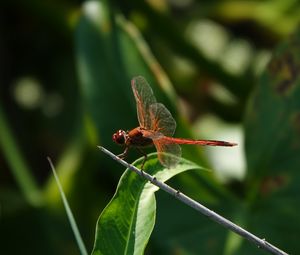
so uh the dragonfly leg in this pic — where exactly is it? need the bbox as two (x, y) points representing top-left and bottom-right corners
(117, 146), (129, 159)
(136, 148), (147, 171)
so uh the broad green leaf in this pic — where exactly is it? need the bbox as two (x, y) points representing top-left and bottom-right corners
(92, 153), (203, 255)
(242, 29), (300, 254)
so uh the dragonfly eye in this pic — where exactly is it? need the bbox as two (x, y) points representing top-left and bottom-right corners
(112, 130), (126, 145)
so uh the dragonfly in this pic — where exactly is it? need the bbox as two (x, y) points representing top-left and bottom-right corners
(113, 76), (237, 169)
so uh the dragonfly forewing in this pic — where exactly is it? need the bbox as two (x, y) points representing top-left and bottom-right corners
(131, 76), (157, 129)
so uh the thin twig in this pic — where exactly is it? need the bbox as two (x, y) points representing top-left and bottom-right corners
(98, 146), (289, 255)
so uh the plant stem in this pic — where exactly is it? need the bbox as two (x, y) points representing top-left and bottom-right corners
(98, 146), (289, 255)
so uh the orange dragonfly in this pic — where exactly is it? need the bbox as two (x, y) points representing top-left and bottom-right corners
(113, 76), (237, 168)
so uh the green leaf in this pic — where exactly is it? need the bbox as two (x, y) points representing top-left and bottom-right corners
(75, 1), (135, 147)
(242, 29), (300, 254)
(48, 158), (88, 255)
(92, 153), (203, 255)
(245, 31), (300, 178)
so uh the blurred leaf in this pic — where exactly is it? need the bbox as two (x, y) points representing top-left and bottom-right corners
(242, 28), (300, 254)
(245, 31), (300, 179)
(0, 106), (42, 206)
(75, 0), (134, 148)
(214, 0), (300, 38)
(92, 153), (203, 255)
(75, 1), (177, 149)
(48, 157), (88, 255)
(44, 133), (86, 206)
(128, 0), (254, 100)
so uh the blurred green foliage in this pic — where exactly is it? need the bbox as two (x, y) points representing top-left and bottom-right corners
(1, 0), (300, 254)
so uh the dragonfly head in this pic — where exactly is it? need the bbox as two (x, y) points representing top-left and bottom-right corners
(112, 130), (126, 145)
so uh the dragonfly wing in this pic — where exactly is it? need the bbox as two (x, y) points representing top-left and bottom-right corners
(140, 129), (164, 140)
(149, 103), (176, 137)
(131, 76), (156, 129)
(153, 138), (181, 168)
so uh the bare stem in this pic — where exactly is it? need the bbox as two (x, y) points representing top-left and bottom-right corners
(98, 146), (289, 255)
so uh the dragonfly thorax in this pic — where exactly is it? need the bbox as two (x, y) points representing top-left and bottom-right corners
(112, 130), (127, 145)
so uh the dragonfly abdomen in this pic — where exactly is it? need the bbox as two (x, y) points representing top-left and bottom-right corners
(160, 136), (237, 147)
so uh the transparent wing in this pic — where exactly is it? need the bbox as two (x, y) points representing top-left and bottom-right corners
(131, 76), (157, 129)
(153, 138), (182, 168)
(149, 103), (176, 137)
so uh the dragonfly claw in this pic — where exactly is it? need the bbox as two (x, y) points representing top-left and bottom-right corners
(117, 147), (129, 159)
